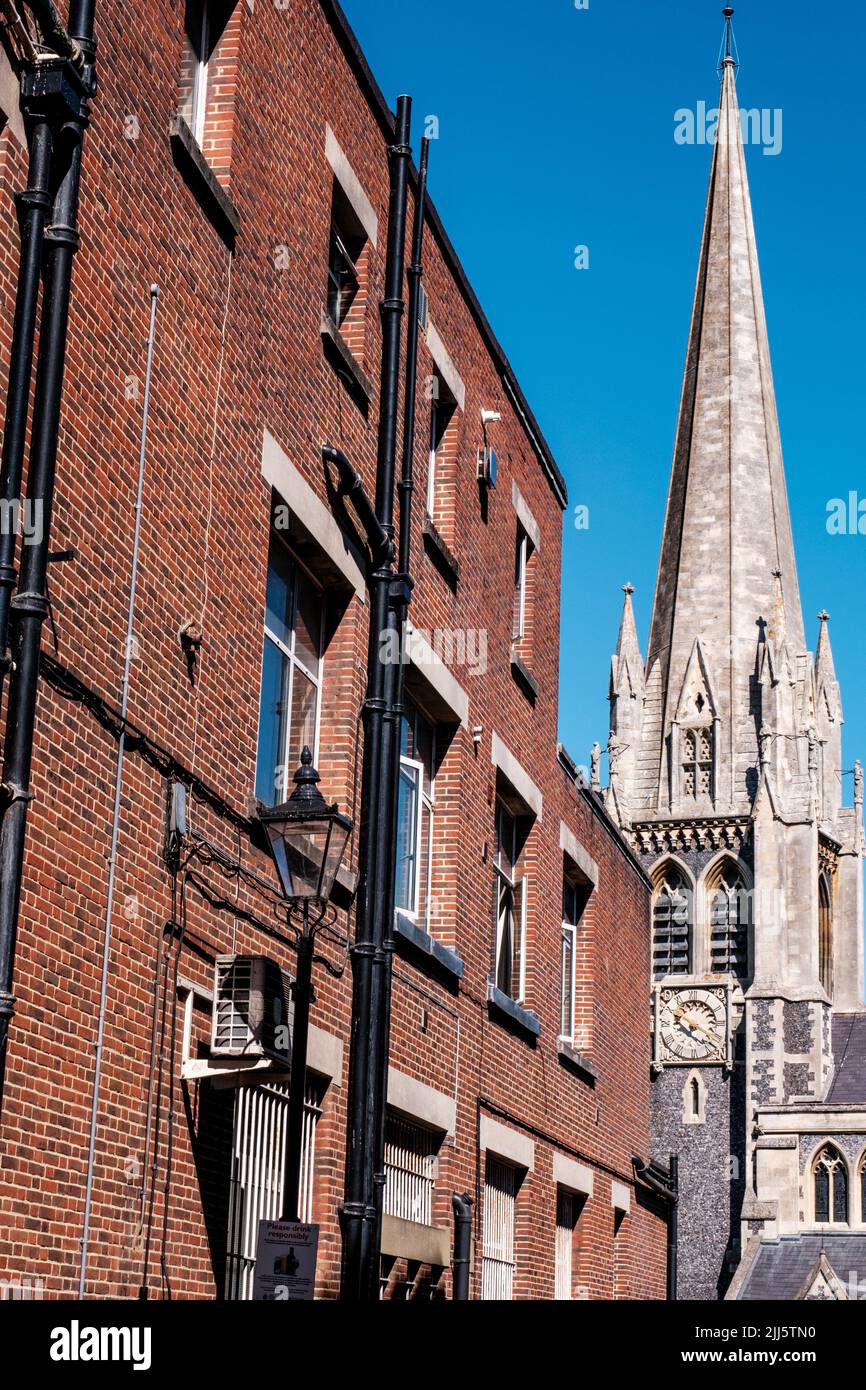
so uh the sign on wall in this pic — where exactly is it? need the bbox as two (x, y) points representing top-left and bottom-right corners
(252, 1220), (319, 1301)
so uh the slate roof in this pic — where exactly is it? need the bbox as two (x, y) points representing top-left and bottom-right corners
(739, 1235), (866, 1300)
(825, 1013), (866, 1105)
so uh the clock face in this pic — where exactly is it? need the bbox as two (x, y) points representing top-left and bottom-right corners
(657, 988), (727, 1064)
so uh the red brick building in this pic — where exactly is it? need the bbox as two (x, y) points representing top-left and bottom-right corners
(0, 0), (668, 1299)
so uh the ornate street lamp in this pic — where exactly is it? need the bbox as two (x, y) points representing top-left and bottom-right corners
(257, 747), (353, 1222)
(258, 746), (353, 903)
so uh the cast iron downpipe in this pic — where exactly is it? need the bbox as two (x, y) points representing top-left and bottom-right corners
(368, 134), (430, 1285)
(0, 115), (54, 697)
(0, 0), (96, 1120)
(321, 446), (391, 563)
(451, 1193), (472, 1300)
(339, 94), (413, 1302)
(668, 1152), (679, 1301)
(633, 1153), (679, 1301)
(395, 136), (429, 584)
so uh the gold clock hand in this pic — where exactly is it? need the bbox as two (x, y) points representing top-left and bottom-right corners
(672, 1005), (725, 1057)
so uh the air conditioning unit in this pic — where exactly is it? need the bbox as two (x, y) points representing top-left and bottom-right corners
(476, 446), (497, 488)
(211, 955), (293, 1066)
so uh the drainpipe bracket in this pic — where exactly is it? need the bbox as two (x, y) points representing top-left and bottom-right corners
(21, 55), (89, 119)
(388, 575), (412, 607)
(0, 989), (16, 1020)
(14, 187), (53, 217)
(0, 782), (34, 810)
(44, 224), (81, 251)
(9, 589), (49, 618)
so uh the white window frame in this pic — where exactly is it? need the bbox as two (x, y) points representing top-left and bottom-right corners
(560, 875), (584, 1044)
(426, 393), (440, 518)
(396, 705), (436, 931)
(327, 227), (361, 330)
(187, 1), (210, 147)
(397, 754), (425, 920)
(494, 803), (527, 1003)
(560, 919), (576, 1044)
(514, 530), (528, 641)
(255, 538), (324, 806)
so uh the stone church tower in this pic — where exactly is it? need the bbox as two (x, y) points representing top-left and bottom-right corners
(605, 15), (866, 1300)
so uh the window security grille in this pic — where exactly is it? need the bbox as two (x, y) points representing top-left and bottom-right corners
(383, 1115), (437, 1226)
(482, 1158), (517, 1301)
(225, 1081), (322, 1300)
(555, 1189), (574, 1300)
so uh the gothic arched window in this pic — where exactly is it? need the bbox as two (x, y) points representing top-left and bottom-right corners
(652, 865), (692, 979)
(814, 1144), (848, 1225)
(682, 726), (713, 799)
(708, 860), (750, 980)
(819, 874), (833, 998)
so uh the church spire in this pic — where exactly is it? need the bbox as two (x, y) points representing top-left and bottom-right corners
(721, 6), (737, 67)
(815, 610), (838, 687)
(610, 582), (644, 701)
(642, 9), (805, 812)
(607, 584), (645, 824)
(815, 609), (842, 721)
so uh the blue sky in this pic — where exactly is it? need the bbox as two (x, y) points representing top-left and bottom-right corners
(342, 0), (866, 783)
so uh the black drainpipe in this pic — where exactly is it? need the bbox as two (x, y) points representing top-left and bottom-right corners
(339, 94), (413, 1303)
(0, 0), (97, 1120)
(0, 113), (54, 702)
(451, 1193), (473, 1300)
(368, 132), (430, 1293)
(668, 1152), (679, 1302)
(633, 1153), (679, 1302)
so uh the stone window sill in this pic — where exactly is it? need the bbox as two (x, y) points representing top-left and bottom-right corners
(320, 311), (374, 408)
(558, 1040), (598, 1086)
(487, 980), (541, 1040)
(169, 115), (240, 247)
(510, 645), (538, 702)
(422, 515), (460, 586)
(394, 911), (463, 986)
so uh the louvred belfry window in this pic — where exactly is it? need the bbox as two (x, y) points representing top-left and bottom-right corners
(652, 865), (692, 979)
(709, 861), (750, 980)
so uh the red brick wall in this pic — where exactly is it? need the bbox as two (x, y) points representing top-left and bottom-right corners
(0, 0), (666, 1301)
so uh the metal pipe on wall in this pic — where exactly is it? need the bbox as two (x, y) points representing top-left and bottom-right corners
(451, 1193), (473, 1300)
(339, 94), (413, 1303)
(0, 0), (97, 1121)
(0, 115), (54, 703)
(369, 133), (430, 1290)
(78, 284), (160, 1298)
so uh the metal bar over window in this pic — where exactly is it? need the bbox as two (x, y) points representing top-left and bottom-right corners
(225, 1081), (322, 1300)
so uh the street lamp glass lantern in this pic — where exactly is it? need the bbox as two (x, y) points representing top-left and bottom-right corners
(258, 747), (353, 902)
